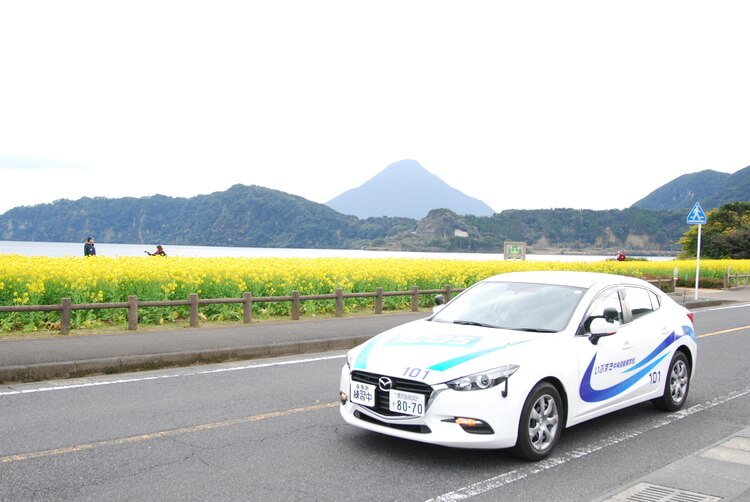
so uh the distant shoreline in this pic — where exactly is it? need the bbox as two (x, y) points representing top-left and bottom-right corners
(528, 247), (678, 257)
(0, 240), (676, 261)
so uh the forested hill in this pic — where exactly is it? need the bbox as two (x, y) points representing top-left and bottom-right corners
(0, 185), (365, 248)
(632, 165), (750, 211)
(0, 184), (686, 253)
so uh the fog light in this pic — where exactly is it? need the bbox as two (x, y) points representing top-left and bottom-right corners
(455, 417), (481, 427)
(339, 391), (348, 404)
(447, 417), (494, 434)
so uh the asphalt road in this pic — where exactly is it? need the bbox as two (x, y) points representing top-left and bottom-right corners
(1, 303), (748, 501)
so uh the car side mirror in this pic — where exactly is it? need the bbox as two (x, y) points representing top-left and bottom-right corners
(603, 307), (619, 322)
(589, 318), (620, 345)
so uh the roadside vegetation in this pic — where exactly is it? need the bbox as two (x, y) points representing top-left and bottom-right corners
(1, 255), (748, 334)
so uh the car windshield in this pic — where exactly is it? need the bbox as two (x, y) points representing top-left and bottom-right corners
(431, 281), (587, 332)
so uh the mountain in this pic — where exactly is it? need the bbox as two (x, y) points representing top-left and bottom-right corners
(632, 166), (750, 211)
(704, 166), (750, 209)
(0, 183), (687, 253)
(0, 185), (363, 248)
(7, 161), (750, 253)
(326, 159), (496, 218)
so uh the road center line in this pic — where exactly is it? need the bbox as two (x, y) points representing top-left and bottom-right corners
(424, 386), (750, 502)
(698, 324), (750, 338)
(1, 401), (339, 464)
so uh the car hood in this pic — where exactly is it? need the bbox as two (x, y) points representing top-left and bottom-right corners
(349, 318), (541, 385)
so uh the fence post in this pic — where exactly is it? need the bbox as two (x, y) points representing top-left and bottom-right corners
(444, 284), (453, 303)
(291, 290), (300, 320)
(411, 286), (419, 312)
(60, 298), (71, 335)
(671, 276), (676, 293)
(189, 293), (199, 327)
(335, 289), (344, 317)
(128, 295), (138, 331)
(243, 292), (253, 324)
(375, 287), (383, 314)
(724, 268), (729, 290)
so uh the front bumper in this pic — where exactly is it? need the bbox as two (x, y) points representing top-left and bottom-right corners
(339, 365), (522, 449)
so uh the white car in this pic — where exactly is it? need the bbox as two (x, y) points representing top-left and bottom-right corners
(339, 271), (697, 461)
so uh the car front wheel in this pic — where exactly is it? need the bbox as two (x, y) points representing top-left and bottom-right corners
(653, 352), (690, 411)
(513, 382), (562, 461)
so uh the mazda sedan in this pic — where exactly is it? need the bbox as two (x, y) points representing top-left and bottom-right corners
(339, 271), (696, 461)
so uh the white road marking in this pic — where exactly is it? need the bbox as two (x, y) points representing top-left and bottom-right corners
(0, 354), (345, 397)
(424, 386), (750, 502)
(702, 303), (750, 312)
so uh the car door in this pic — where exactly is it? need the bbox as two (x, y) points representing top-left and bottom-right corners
(616, 285), (674, 401)
(571, 285), (663, 423)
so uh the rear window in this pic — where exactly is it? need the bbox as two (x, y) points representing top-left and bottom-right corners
(623, 286), (660, 320)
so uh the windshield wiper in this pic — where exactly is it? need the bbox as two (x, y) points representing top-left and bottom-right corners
(453, 320), (497, 328)
(515, 327), (557, 333)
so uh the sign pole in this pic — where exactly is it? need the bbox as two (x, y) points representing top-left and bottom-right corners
(686, 202), (707, 301)
(694, 223), (701, 300)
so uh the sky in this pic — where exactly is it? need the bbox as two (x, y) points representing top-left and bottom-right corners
(1, 1), (749, 216)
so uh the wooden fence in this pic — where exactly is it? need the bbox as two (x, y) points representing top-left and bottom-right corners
(0, 277), (685, 335)
(724, 271), (750, 289)
(0, 285), (464, 335)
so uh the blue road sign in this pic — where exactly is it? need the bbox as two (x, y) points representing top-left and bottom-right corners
(687, 202), (707, 225)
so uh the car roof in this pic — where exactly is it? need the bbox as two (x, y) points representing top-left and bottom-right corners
(484, 270), (650, 289)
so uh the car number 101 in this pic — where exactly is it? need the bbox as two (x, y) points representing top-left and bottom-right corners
(390, 389), (425, 416)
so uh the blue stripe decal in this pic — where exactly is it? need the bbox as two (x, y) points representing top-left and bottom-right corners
(428, 341), (528, 372)
(625, 331), (676, 373)
(683, 324), (696, 340)
(579, 332), (677, 403)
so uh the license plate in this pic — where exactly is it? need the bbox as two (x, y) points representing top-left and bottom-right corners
(350, 382), (376, 407)
(389, 389), (425, 416)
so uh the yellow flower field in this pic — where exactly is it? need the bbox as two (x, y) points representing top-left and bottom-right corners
(1, 255), (748, 332)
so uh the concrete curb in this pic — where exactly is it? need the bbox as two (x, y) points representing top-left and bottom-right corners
(0, 335), (370, 384)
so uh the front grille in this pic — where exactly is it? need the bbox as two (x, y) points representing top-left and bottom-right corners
(354, 410), (431, 433)
(351, 370), (434, 417)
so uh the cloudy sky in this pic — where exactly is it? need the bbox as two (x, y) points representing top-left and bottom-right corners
(1, 1), (748, 216)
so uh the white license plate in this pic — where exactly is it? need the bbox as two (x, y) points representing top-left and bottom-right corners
(350, 382), (376, 407)
(389, 389), (425, 416)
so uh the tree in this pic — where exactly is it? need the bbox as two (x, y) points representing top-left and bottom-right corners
(679, 202), (750, 258)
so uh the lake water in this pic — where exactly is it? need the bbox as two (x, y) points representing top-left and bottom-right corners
(0, 240), (675, 262)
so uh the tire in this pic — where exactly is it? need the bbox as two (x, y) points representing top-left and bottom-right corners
(653, 352), (690, 411)
(513, 382), (563, 461)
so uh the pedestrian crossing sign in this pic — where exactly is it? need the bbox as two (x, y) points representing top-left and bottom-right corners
(686, 202), (707, 225)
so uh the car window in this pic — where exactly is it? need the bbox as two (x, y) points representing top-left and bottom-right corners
(583, 288), (623, 334)
(431, 281), (586, 332)
(622, 286), (659, 320)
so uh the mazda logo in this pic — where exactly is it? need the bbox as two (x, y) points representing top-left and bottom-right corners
(378, 377), (393, 391)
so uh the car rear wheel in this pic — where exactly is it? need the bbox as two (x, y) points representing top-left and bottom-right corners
(513, 382), (562, 461)
(653, 352), (690, 411)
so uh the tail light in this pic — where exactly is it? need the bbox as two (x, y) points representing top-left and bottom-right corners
(687, 312), (694, 324)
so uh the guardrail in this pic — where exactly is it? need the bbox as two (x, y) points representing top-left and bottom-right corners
(724, 272), (750, 289)
(0, 285), (465, 335)
(0, 277), (678, 335)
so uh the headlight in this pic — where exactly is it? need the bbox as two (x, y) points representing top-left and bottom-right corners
(346, 350), (354, 370)
(446, 365), (519, 392)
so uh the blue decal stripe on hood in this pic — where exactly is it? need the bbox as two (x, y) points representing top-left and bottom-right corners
(354, 337), (381, 370)
(428, 341), (528, 372)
